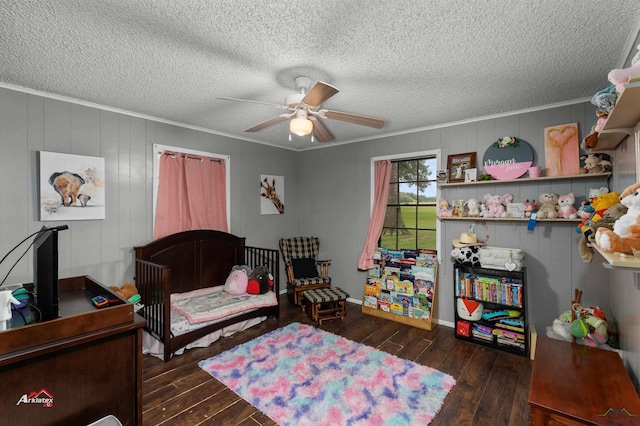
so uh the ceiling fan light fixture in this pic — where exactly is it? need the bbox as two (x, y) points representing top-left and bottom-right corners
(290, 117), (313, 136)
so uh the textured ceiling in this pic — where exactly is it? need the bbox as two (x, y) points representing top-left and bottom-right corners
(1, 1), (639, 151)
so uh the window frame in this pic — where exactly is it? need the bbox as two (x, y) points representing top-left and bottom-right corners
(370, 149), (441, 257)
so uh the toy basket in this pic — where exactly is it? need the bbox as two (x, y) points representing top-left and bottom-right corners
(479, 246), (525, 271)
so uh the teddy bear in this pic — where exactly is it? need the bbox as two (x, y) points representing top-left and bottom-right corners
(523, 199), (538, 218)
(109, 283), (138, 299)
(578, 202), (627, 263)
(481, 193), (513, 218)
(465, 198), (481, 217)
(596, 183), (640, 254)
(579, 153), (612, 174)
(536, 193), (559, 219)
(557, 193), (578, 219)
(608, 44), (640, 94)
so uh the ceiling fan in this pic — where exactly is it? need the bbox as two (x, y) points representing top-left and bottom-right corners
(219, 76), (385, 142)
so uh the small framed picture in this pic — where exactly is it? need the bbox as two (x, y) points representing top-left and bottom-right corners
(464, 168), (477, 182)
(507, 203), (525, 218)
(436, 169), (449, 183)
(447, 152), (477, 183)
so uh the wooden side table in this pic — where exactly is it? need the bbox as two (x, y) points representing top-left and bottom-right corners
(529, 336), (640, 425)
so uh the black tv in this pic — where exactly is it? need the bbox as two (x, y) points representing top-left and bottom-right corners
(32, 226), (60, 322)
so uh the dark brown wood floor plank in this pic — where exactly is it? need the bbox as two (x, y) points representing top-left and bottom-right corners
(472, 367), (519, 425)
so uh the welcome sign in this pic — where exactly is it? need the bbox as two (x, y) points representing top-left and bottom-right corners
(482, 137), (534, 180)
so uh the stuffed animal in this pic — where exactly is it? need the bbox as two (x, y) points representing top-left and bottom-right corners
(247, 265), (274, 294)
(596, 183), (640, 254)
(590, 84), (618, 117)
(577, 200), (594, 220)
(588, 186), (610, 201)
(557, 193), (578, 219)
(578, 202), (627, 263)
(536, 193), (559, 219)
(224, 268), (248, 295)
(450, 246), (481, 267)
(109, 283), (138, 299)
(437, 197), (453, 217)
(578, 191), (621, 234)
(465, 198), (481, 217)
(579, 153), (612, 174)
(608, 44), (640, 93)
(481, 193), (513, 218)
(523, 199), (538, 218)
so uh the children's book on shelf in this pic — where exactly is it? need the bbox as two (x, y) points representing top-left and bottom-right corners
(363, 295), (378, 309)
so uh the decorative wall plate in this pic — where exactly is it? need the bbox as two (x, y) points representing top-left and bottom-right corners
(482, 137), (534, 180)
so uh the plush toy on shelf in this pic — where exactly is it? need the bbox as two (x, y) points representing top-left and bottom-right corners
(480, 193), (513, 218)
(523, 199), (538, 218)
(465, 198), (481, 217)
(608, 44), (640, 94)
(579, 153), (612, 174)
(557, 193), (578, 219)
(437, 197), (453, 217)
(590, 84), (618, 118)
(596, 182), (640, 254)
(576, 191), (620, 234)
(578, 202), (626, 263)
(536, 193), (559, 219)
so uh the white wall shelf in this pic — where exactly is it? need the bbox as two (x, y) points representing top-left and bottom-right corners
(592, 243), (640, 270)
(439, 217), (581, 223)
(594, 76), (640, 151)
(438, 172), (610, 188)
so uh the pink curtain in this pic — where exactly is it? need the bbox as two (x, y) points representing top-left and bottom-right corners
(184, 156), (228, 232)
(154, 153), (187, 240)
(154, 152), (228, 240)
(358, 160), (392, 270)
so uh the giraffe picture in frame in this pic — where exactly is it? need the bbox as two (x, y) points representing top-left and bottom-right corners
(260, 175), (285, 214)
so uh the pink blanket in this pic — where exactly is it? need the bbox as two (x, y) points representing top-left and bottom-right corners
(170, 286), (277, 324)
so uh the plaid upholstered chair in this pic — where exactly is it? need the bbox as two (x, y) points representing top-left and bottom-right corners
(279, 236), (332, 306)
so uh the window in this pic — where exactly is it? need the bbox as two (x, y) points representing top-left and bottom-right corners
(380, 156), (438, 251)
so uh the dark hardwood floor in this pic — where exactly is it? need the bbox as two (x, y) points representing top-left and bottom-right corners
(142, 295), (532, 425)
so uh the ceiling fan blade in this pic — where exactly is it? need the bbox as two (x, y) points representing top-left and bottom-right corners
(301, 81), (339, 107)
(218, 97), (288, 110)
(245, 113), (292, 132)
(321, 109), (385, 129)
(309, 116), (334, 142)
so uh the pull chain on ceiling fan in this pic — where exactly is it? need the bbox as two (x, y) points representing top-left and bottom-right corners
(218, 76), (384, 143)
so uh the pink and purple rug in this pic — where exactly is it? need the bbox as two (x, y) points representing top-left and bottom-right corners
(198, 322), (455, 425)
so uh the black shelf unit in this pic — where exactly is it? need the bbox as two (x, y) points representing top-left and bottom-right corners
(453, 264), (528, 357)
